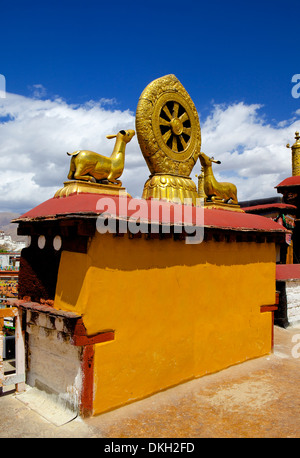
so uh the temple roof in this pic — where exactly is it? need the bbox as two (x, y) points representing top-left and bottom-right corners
(242, 203), (297, 214)
(13, 193), (288, 234)
(275, 176), (300, 188)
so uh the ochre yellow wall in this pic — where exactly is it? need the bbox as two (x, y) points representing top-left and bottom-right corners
(54, 233), (276, 415)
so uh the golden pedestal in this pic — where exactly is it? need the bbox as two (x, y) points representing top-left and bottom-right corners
(54, 180), (131, 199)
(142, 174), (201, 206)
(204, 201), (244, 212)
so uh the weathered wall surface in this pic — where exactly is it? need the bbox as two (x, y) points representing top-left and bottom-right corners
(54, 233), (276, 415)
(26, 310), (83, 412)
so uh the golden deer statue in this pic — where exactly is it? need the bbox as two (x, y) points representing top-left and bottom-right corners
(67, 129), (135, 185)
(199, 152), (238, 204)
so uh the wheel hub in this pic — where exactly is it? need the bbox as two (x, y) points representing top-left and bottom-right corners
(170, 117), (183, 136)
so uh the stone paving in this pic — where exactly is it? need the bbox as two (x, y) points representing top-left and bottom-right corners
(0, 325), (299, 438)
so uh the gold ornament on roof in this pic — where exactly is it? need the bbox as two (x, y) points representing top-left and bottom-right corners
(287, 131), (300, 176)
(195, 168), (206, 199)
(136, 74), (201, 205)
(67, 129), (135, 184)
(199, 152), (238, 205)
(55, 129), (135, 198)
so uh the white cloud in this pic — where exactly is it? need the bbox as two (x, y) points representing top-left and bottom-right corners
(29, 84), (47, 99)
(0, 92), (299, 213)
(0, 92), (146, 212)
(200, 102), (300, 201)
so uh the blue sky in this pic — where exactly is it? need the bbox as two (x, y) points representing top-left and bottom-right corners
(2, 0), (299, 120)
(0, 0), (300, 213)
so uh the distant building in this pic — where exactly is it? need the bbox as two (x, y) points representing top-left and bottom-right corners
(240, 196), (296, 264)
(0, 232), (25, 305)
(240, 132), (300, 326)
(0, 230), (26, 253)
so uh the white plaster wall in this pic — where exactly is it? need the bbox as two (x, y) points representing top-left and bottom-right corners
(0, 254), (9, 268)
(26, 323), (83, 412)
(286, 280), (300, 324)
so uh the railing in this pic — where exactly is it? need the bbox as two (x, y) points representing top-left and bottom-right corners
(0, 307), (25, 393)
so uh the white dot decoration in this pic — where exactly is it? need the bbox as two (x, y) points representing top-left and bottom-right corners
(53, 235), (62, 251)
(38, 235), (46, 249)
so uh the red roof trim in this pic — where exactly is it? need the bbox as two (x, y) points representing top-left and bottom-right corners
(14, 193), (288, 233)
(276, 264), (300, 281)
(276, 176), (300, 188)
(243, 203), (297, 212)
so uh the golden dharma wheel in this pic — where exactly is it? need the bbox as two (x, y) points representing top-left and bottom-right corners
(136, 74), (201, 177)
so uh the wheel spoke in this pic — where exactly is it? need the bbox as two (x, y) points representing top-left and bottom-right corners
(162, 105), (173, 121)
(159, 117), (171, 126)
(179, 111), (189, 123)
(179, 135), (187, 149)
(160, 102), (191, 152)
(172, 102), (179, 118)
(182, 127), (191, 136)
(172, 135), (178, 152)
(162, 129), (172, 143)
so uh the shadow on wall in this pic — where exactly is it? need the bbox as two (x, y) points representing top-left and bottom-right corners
(54, 232), (275, 311)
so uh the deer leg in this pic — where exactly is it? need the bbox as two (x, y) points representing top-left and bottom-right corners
(68, 158), (76, 180)
(211, 195), (222, 202)
(107, 179), (122, 185)
(74, 171), (96, 182)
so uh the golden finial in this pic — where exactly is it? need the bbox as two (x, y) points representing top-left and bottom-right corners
(287, 131), (300, 148)
(195, 167), (207, 199)
(287, 131), (300, 176)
